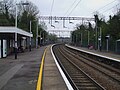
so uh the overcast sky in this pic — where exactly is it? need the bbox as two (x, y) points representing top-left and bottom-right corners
(17, 0), (120, 37)
(27, 0), (119, 16)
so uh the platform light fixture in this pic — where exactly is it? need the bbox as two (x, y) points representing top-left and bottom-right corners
(15, 2), (29, 59)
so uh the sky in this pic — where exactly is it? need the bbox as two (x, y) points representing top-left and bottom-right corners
(28, 0), (119, 16)
(17, 0), (120, 37)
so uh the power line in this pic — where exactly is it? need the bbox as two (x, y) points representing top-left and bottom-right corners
(50, 0), (54, 16)
(95, 0), (117, 12)
(64, 0), (77, 16)
(101, 3), (120, 13)
(67, 0), (82, 16)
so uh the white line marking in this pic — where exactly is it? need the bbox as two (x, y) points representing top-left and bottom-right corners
(66, 44), (120, 62)
(51, 45), (74, 90)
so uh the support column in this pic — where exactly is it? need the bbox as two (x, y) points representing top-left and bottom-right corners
(29, 21), (32, 51)
(15, 33), (17, 59)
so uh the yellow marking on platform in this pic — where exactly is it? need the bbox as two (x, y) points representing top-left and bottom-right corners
(36, 48), (47, 90)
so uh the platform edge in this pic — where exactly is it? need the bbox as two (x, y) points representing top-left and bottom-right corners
(51, 44), (74, 90)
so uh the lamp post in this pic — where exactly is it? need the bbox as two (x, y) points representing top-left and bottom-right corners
(36, 19), (39, 48)
(105, 35), (110, 52)
(15, 2), (29, 59)
(76, 34), (77, 46)
(15, 3), (29, 27)
(40, 31), (42, 46)
(88, 30), (90, 46)
(81, 33), (82, 47)
(39, 31), (45, 46)
(43, 31), (45, 45)
(99, 28), (102, 51)
(30, 19), (39, 49)
(15, 4), (18, 59)
(94, 15), (98, 50)
(29, 21), (32, 51)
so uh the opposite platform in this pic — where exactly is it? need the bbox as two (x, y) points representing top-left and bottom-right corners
(66, 44), (120, 61)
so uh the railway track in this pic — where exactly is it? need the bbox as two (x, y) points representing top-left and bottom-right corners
(53, 45), (105, 90)
(64, 46), (120, 83)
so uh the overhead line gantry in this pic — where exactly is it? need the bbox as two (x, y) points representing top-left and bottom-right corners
(39, 16), (95, 37)
(39, 16), (95, 21)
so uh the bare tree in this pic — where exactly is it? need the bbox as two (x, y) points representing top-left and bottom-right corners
(0, 0), (39, 27)
(17, 0), (39, 34)
(18, 0), (39, 20)
(0, 0), (15, 19)
(0, 0), (15, 25)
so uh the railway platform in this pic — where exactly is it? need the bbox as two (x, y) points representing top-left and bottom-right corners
(42, 46), (68, 90)
(0, 45), (69, 90)
(0, 47), (46, 90)
(2, 44), (119, 90)
(66, 45), (120, 60)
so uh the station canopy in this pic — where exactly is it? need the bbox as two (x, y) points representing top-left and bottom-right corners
(116, 39), (120, 42)
(0, 26), (33, 37)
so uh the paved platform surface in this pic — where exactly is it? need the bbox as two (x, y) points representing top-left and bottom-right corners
(68, 45), (120, 60)
(42, 46), (68, 90)
(0, 47), (46, 90)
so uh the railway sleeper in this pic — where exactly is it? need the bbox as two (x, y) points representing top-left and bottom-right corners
(71, 76), (86, 78)
(71, 74), (87, 77)
(73, 80), (91, 83)
(74, 75), (88, 78)
(72, 78), (90, 81)
(78, 86), (98, 90)
(76, 83), (96, 87)
(75, 81), (94, 85)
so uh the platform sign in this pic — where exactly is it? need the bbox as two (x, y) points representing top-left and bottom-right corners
(0, 40), (1, 58)
(3, 40), (7, 57)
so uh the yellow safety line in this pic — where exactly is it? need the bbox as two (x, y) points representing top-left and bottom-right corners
(36, 48), (47, 90)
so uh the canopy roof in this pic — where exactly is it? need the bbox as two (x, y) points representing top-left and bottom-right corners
(0, 26), (33, 37)
(116, 39), (120, 42)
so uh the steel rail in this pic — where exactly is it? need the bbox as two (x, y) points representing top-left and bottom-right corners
(53, 45), (105, 90)
(64, 46), (120, 84)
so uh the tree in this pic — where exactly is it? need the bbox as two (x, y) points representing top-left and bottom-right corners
(0, 0), (15, 26)
(0, 0), (39, 30)
(109, 15), (120, 39)
(71, 24), (90, 46)
(18, 0), (39, 33)
(93, 11), (120, 51)
(0, 14), (10, 26)
(48, 34), (57, 43)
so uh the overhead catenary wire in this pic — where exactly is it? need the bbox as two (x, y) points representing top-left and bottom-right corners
(95, 0), (117, 12)
(49, 0), (55, 26)
(92, 0), (119, 18)
(64, 0), (78, 16)
(67, 0), (82, 16)
(50, 0), (54, 16)
(101, 3), (120, 14)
